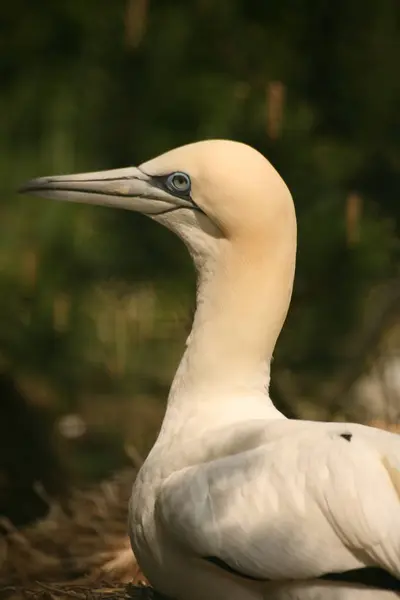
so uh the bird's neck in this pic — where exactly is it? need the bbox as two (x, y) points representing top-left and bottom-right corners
(164, 229), (296, 426)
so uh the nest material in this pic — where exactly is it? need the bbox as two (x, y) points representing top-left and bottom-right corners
(0, 469), (166, 599)
(1, 581), (161, 600)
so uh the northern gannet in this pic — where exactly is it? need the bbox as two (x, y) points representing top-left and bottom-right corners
(20, 140), (400, 599)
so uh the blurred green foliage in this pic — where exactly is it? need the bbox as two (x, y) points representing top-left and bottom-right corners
(1, 0), (399, 493)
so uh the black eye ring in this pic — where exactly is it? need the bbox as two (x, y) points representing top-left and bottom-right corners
(166, 172), (191, 195)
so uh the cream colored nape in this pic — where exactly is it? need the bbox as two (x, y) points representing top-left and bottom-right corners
(141, 139), (295, 239)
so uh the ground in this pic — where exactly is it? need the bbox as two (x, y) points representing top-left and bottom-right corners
(0, 469), (168, 600)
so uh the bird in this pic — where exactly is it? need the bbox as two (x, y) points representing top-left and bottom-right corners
(20, 140), (400, 600)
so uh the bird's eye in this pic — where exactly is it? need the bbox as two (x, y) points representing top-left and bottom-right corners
(166, 172), (191, 194)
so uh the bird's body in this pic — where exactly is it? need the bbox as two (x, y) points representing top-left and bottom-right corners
(131, 418), (400, 599)
(20, 140), (400, 599)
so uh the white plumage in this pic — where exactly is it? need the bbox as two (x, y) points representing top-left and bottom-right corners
(21, 140), (400, 599)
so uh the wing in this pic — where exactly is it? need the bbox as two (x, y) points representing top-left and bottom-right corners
(155, 422), (400, 582)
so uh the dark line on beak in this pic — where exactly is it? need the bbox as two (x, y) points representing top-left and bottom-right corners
(19, 170), (148, 195)
(19, 185), (149, 199)
(19, 182), (202, 217)
(42, 175), (144, 184)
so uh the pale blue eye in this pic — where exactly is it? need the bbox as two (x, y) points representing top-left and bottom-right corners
(167, 172), (191, 194)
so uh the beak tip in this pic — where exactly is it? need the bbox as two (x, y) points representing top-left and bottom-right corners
(18, 177), (49, 195)
(17, 182), (31, 194)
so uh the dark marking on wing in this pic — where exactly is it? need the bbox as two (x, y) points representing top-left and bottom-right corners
(204, 557), (400, 591)
(204, 556), (265, 581)
(320, 567), (400, 591)
(340, 433), (352, 442)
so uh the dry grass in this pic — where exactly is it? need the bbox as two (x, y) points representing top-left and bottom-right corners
(0, 469), (167, 600)
(1, 581), (160, 600)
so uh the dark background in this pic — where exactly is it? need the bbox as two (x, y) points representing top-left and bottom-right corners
(1, 0), (399, 526)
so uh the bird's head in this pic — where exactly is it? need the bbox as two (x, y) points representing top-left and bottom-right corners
(19, 140), (295, 266)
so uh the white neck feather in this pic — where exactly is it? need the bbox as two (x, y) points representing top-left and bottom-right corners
(158, 216), (297, 437)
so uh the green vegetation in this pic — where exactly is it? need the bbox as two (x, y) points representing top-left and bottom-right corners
(1, 0), (399, 518)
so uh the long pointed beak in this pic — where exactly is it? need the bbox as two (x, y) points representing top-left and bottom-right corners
(18, 167), (181, 215)
(18, 166), (155, 211)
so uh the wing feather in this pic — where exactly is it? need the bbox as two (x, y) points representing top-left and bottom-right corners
(156, 423), (400, 581)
